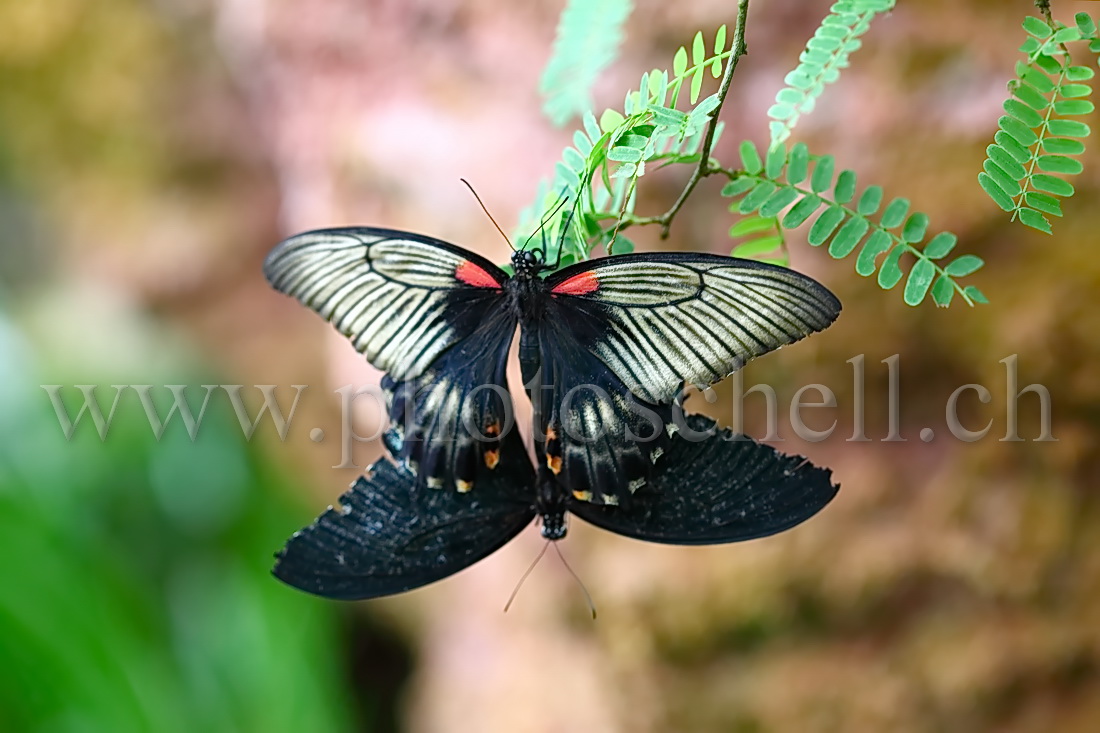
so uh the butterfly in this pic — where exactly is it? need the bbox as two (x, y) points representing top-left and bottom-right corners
(272, 415), (838, 600)
(263, 227), (841, 517)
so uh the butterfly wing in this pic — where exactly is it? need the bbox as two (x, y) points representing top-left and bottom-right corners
(273, 431), (537, 600)
(264, 227), (518, 490)
(543, 252), (842, 404)
(532, 252), (839, 504)
(526, 321), (673, 507)
(567, 415), (838, 544)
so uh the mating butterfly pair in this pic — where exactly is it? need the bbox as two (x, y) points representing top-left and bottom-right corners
(265, 227), (841, 600)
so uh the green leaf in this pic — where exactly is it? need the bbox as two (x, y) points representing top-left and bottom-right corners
(618, 133), (650, 149)
(855, 231), (893, 276)
(692, 30), (705, 64)
(931, 275), (955, 307)
(807, 206), (846, 246)
(787, 143), (810, 184)
(877, 246), (905, 290)
(963, 285), (989, 304)
(828, 217), (870, 258)
(1033, 53), (1062, 75)
(904, 259), (936, 306)
(765, 144), (788, 179)
(856, 185), (884, 215)
(1004, 98), (1044, 127)
(739, 140), (763, 173)
(1046, 119), (1091, 137)
(1022, 16), (1053, 38)
(1053, 99), (1095, 115)
(1018, 207), (1053, 233)
(880, 197), (911, 229)
(690, 66), (705, 104)
(758, 187), (800, 218)
(1066, 64), (1095, 82)
(1009, 87), (1048, 115)
(729, 216), (778, 237)
(673, 46), (688, 77)
(810, 156), (835, 194)
(733, 236), (784, 258)
(944, 254), (984, 276)
(901, 213), (930, 243)
(1037, 155), (1083, 175)
(986, 144), (1028, 180)
(609, 146), (643, 163)
(691, 95), (722, 123)
(721, 177), (757, 197)
(834, 170), (857, 204)
(607, 236), (633, 255)
(600, 108), (626, 132)
(1018, 65), (1055, 93)
(781, 194), (823, 228)
(583, 110), (602, 142)
(563, 146), (587, 171)
(1076, 12), (1097, 37)
(738, 181), (778, 213)
(572, 132), (593, 157)
(995, 130), (1032, 162)
(1041, 137), (1086, 155)
(1050, 27), (1083, 44)
(998, 115), (1039, 145)
(923, 232), (957, 259)
(1058, 82), (1092, 99)
(1031, 174), (1075, 197)
(1024, 191), (1063, 217)
(982, 160), (1022, 197)
(978, 172), (1015, 212)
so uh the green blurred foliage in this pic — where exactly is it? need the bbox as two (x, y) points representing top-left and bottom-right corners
(0, 321), (362, 732)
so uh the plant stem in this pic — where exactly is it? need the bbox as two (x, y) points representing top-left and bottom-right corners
(622, 0), (751, 239)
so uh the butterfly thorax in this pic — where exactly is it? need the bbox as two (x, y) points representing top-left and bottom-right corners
(507, 249), (554, 323)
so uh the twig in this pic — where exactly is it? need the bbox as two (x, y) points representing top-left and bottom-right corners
(622, 0), (751, 239)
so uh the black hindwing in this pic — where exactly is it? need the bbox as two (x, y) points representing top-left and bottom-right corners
(273, 431), (537, 600)
(567, 415), (838, 544)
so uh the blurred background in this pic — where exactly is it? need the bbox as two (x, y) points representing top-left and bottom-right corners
(2, 0), (1099, 730)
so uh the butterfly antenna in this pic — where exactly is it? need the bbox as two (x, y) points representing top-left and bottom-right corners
(521, 191), (571, 254)
(503, 540), (551, 614)
(552, 192), (582, 271)
(461, 178), (515, 252)
(551, 541), (597, 620)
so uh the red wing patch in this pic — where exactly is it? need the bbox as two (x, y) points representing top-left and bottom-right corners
(454, 260), (501, 289)
(551, 271), (599, 296)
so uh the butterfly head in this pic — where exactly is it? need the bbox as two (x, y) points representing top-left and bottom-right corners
(511, 248), (545, 281)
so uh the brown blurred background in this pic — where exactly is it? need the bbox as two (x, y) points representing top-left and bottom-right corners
(2, 0), (1099, 731)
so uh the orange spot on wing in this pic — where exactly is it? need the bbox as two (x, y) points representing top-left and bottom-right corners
(551, 271), (599, 296)
(484, 449), (499, 469)
(547, 454), (562, 474)
(455, 260), (501, 289)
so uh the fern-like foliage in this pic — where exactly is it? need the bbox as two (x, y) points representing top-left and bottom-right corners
(724, 142), (987, 307)
(977, 13), (1098, 234)
(522, 25), (735, 264)
(539, 0), (634, 127)
(767, 0), (896, 147)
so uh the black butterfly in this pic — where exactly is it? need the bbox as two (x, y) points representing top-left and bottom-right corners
(273, 415), (838, 600)
(263, 228), (841, 514)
